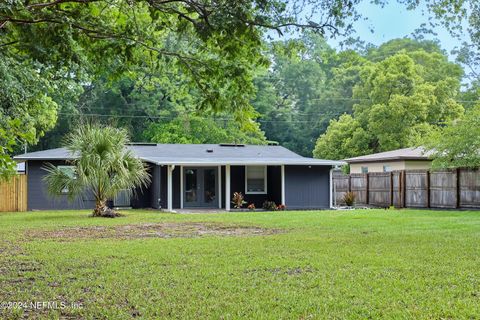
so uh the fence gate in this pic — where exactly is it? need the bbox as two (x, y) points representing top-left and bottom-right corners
(0, 175), (27, 212)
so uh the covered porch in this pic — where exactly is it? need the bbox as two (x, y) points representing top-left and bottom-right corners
(158, 164), (285, 211)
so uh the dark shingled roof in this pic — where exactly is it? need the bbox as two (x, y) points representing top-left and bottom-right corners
(344, 147), (432, 164)
(14, 144), (345, 166)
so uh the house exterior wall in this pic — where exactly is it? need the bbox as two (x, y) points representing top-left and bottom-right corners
(284, 165), (330, 209)
(350, 160), (431, 173)
(228, 165), (282, 209)
(27, 160), (154, 211)
(404, 160), (432, 170)
(130, 164), (154, 209)
(27, 160), (95, 210)
(26, 161), (332, 211)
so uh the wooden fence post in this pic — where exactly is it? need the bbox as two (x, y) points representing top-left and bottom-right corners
(348, 175), (351, 193)
(365, 173), (369, 205)
(390, 172), (394, 207)
(402, 170), (406, 208)
(456, 168), (461, 208)
(426, 170), (430, 208)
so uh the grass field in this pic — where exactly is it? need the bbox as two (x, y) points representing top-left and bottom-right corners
(0, 209), (479, 319)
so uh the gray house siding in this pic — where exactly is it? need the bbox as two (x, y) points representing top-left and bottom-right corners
(229, 165), (282, 208)
(26, 161), (331, 211)
(28, 160), (154, 210)
(27, 160), (95, 210)
(150, 165), (162, 209)
(130, 164), (154, 209)
(285, 165), (330, 209)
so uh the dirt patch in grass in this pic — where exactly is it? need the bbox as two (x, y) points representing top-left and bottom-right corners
(27, 222), (282, 241)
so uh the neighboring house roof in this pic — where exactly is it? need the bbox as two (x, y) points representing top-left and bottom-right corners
(344, 147), (432, 164)
(14, 144), (346, 166)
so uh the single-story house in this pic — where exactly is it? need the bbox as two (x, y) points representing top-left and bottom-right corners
(14, 143), (345, 211)
(345, 147), (432, 173)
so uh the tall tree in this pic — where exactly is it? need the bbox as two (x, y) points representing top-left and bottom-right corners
(314, 49), (464, 160)
(143, 115), (266, 145)
(423, 104), (480, 168)
(252, 33), (362, 155)
(1, 0), (362, 175)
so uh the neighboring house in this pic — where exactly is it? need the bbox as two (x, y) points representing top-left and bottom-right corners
(14, 143), (344, 211)
(345, 147), (432, 174)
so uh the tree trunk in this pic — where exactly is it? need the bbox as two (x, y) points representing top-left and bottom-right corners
(92, 199), (121, 218)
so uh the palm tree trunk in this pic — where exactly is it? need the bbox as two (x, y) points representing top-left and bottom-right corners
(92, 199), (108, 217)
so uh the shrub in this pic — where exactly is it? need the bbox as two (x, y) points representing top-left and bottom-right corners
(343, 191), (356, 207)
(247, 203), (256, 211)
(232, 192), (247, 209)
(262, 200), (277, 211)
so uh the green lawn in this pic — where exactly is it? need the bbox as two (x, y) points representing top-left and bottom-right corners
(1, 209), (479, 319)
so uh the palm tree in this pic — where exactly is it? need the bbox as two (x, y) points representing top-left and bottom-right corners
(43, 123), (150, 217)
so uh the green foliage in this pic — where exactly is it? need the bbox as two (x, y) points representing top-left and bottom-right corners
(0, 55), (62, 179)
(424, 104), (480, 168)
(143, 116), (266, 145)
(252, 33), (362, 156)
(1, 0), (361, 174)
(262, 200), (277, 211)
(314, 47), (464, 160)
(43, 124), (150, 216)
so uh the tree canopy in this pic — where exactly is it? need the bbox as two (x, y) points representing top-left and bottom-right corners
(424, 104), (480, 169)
(0, 0), (363, 176)
(313, 43), (464, 160)
(143, 115), (266, 145)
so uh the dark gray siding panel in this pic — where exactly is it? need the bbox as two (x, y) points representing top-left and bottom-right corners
(150, 165), (162, 209)
(27, 160), (95, 210)
(160, 166), (167, 209)
(131, 165), (153, 209)
(173, 168), (180, 208)
(285, 165), (330, 209)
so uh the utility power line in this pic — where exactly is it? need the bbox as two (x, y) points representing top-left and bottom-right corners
(57, 112), (331, 123)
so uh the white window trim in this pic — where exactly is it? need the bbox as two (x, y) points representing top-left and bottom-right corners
(245, 165), (267, 195)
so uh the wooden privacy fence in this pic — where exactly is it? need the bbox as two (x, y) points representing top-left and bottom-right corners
(333, 168), (480, 209)
(0, 175), (27, 212)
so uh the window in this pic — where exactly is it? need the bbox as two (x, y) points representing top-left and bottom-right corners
(383, 165), (392, 173)
(361, 166), (368, 174)
(58, 166), (76, 193)
(245, 166), (267, 194)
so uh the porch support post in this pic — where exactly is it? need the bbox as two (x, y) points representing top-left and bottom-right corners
(218, 166), (222, 209)
(180, 166), (183, 209)
(167, 165), (175, 212)
(225, 165), (231, 211)
(281, 165), (285, 205)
